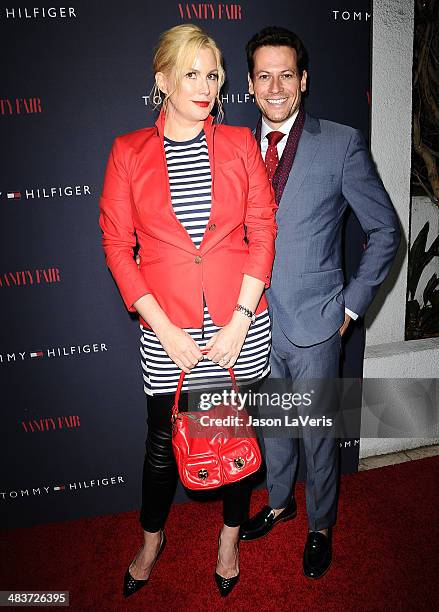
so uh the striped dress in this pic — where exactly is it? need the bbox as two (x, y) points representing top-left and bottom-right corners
(140, 130), (271, 396)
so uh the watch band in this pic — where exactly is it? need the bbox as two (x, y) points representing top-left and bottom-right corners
(235, 304), (256, 324)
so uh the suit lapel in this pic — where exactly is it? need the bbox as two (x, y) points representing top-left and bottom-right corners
(277, 115), (321, 214)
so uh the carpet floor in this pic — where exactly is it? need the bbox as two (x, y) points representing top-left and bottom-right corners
(1, 455), (438, 611)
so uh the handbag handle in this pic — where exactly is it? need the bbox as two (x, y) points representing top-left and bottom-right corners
(172, 348), (239, 418)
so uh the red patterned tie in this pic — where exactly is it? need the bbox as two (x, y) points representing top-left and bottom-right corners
(265, 131), (284, 180)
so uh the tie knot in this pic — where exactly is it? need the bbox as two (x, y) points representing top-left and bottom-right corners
(266, 131), (284, 147)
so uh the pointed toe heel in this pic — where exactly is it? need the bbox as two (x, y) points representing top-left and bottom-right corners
(123, 531), (166, 598)
(123, 568), (148, 598)
(214, 571), (240, 597)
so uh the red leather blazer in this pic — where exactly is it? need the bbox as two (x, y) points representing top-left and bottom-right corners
(99, 111), (277, 329)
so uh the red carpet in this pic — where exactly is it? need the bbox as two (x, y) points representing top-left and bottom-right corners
(2, 456), (439, 611)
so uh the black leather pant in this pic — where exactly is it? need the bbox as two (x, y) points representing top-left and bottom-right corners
(140, 391), (252, 532)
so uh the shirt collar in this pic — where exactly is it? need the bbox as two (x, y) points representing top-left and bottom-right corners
(261, 109), (299, 142)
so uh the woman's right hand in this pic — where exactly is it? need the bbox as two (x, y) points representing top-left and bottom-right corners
(155, 322), (203, 374)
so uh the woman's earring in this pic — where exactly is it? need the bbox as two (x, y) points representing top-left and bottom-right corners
(215, 97), (224, 123)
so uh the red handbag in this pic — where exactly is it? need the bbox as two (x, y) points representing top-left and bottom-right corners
(171, 351), (262, 490)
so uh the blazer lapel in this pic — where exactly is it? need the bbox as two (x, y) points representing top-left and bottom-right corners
(198, 119), (218, 252)
(153, 111), (216, 254)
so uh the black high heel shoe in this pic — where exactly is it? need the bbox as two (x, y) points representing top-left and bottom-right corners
(214, 570), (240, 597)
(123, 530), (166, 598)
(214, 531), (240, 597)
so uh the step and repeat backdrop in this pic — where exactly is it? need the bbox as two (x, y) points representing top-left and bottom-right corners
(1, 1), (371, 527)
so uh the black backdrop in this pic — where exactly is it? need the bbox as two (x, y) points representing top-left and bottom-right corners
(1, 0), (370, 528)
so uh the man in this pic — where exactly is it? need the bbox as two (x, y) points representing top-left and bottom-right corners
(239, 27), (400, 578)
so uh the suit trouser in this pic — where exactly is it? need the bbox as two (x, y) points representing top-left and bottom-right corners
(263, 311), (341, 531)
(140, 391), (252, 532)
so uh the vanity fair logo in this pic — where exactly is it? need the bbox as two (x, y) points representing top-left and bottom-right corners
(142, 92), (253, 107)
(178, 3), (242, 20)
(0, 475), (125, 502)
(2, 7), (77, 19)
(1, 185), (91, 201)
(0, 342), (108, 365)
(0, 267), (61, 288)
(332, 10), (370, 21)
(1, 98), (42, 116)
(21, 415), (80, 433)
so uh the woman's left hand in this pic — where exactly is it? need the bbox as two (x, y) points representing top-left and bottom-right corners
(205, 313), (251, 368)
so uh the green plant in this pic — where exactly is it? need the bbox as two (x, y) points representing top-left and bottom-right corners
(412, 0), (439, 206)
(406, 221), (439, 339)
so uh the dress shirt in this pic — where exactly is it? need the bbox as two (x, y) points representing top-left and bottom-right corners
(260, 110), (298, 162)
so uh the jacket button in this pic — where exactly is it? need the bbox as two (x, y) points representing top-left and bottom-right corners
(208, 223), (216, 231)
(194, 255), (202, 264)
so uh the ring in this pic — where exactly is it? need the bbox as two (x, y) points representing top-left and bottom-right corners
(219, 357), (227, 364)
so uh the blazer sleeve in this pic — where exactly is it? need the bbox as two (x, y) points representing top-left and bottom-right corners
(241, 129), (278, 288)
(341, 129), (401, 317)
(99, 137), (151, 312)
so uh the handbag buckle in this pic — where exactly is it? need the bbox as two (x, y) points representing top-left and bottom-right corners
(233, 457), (245, 470)
(197, 469), (209, 480)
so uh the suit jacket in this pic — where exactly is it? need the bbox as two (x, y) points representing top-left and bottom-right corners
(99, 111), (277, 329)
(264, 113), (401, 346)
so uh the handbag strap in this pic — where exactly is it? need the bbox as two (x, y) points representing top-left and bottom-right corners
(172, 349), (239, 419)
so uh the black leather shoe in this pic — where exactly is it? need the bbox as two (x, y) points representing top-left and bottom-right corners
(123, 531), (166, 598)
(239, 497), (297, 541)
(303, 530), (332, 579)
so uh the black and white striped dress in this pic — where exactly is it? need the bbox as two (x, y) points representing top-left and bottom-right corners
(140, 130), (271, 396)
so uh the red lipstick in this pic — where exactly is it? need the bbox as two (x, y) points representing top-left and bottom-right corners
(192, 101), (210, 107)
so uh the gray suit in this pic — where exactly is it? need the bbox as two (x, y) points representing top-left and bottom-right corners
(261, 114), (400, 529)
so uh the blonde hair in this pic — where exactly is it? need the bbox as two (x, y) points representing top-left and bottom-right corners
(152, 24), (225, 122)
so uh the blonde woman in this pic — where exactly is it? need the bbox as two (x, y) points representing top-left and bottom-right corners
(99, 24), (277, 598)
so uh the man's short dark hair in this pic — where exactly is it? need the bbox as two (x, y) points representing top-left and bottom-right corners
(246, 26), (309, 77)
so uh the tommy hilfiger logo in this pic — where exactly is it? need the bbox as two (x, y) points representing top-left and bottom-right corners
(0, 342), (108, 364)
(332, 10), (370, 21)
(1, 185), (91, 200)
(142, 91), (253, 107)
(2, 7), (77, 19)
(1, 476), (125, 501)
(339, 439), (360, 448)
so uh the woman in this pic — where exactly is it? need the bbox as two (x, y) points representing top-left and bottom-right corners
(99, 24), (277, 598)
